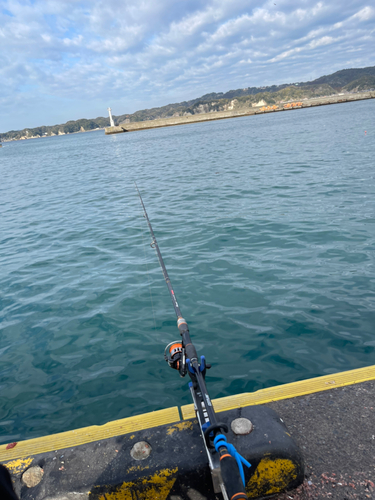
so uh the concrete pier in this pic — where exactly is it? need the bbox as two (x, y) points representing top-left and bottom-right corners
(104, 108), (256, 135)
(269, 378), (375, 500)
(105, 91), (375, 135)
(1, 364), (375, 499)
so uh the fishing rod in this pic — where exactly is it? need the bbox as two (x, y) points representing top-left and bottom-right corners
(135, 183), (250, 500)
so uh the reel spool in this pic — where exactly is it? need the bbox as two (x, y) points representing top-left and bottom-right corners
(164, 341), (183, 370)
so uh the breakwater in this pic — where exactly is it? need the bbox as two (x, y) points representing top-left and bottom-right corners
(105, 91), (375, 134)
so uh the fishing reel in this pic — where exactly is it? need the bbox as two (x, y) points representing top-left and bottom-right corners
(164, 341), (186, 376)
(164, 341), (212, 380)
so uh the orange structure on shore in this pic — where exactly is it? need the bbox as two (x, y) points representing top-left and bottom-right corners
(283, 102), (303, 109)
(259, 105), (279, 111)
(258, 102), (303, 112)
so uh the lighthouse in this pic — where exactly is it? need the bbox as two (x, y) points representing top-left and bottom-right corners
(107, 108), (115, 127)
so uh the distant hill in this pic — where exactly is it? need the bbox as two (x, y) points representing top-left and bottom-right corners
(1, 65), (374, 142)
(0, 117), (110, 142)
(114, 83), (338, 124)
(307, 66), (375, 87)
(343, 75), (375, 92)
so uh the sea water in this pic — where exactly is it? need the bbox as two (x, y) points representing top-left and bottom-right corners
(0, 99), (374, 443)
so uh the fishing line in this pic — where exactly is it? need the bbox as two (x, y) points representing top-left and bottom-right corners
(137, 203), (157, 333)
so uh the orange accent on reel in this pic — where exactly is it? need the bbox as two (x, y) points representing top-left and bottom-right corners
(169, 343), (182, 355)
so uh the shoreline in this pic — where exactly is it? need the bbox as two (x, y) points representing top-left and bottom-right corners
(0, 127), (105, 143)
(105, 90), (375, 135)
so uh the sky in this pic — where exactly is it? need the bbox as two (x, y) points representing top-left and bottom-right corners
(1, 0), (374, 133)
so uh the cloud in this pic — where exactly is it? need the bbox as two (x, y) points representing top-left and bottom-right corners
(1, 0), (374, 131)
(269, 35), (341, 63)
(351, 6), (375, 22)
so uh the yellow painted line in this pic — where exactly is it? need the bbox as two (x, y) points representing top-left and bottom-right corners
(182, 364), (375, 419)
(0, 407), (180, 461)
(2, 365), (375, 461)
